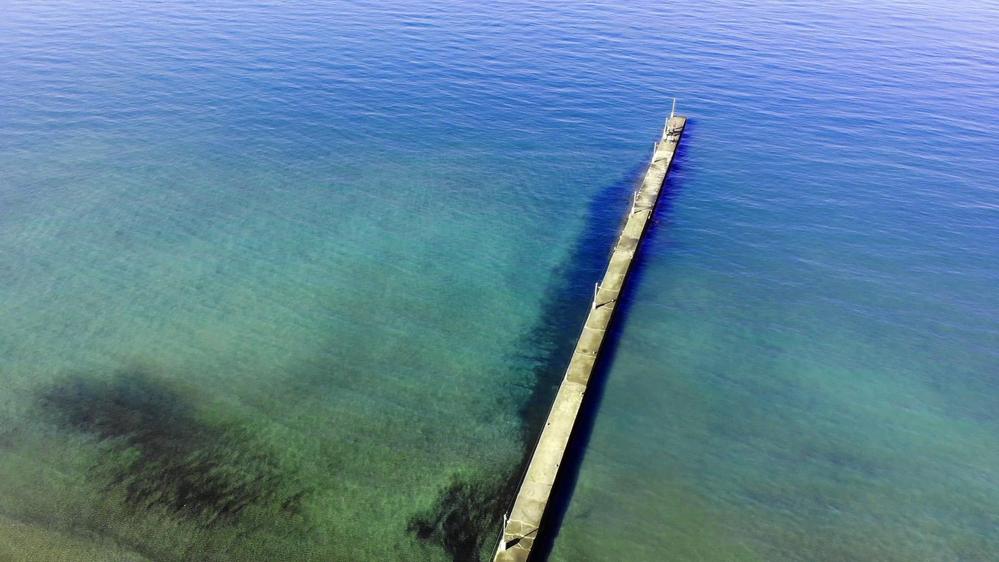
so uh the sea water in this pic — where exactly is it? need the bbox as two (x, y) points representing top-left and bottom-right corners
(1, 1), (997, 560)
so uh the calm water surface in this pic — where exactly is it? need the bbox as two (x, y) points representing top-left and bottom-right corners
(1, 1), (997, 560)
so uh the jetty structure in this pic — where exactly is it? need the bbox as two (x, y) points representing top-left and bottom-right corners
(494, 106), (687, 562)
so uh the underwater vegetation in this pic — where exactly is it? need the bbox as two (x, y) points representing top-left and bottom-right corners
(38, 370), (310, 528)
(408, 474), (517, 562)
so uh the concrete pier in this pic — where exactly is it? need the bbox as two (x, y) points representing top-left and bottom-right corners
(494, 115), (686, 562)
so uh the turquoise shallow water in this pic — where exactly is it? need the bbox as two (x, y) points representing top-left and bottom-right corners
(2, 1), (998, 560)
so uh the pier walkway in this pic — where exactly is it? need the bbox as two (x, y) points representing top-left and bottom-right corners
(494, 114), (687, 562)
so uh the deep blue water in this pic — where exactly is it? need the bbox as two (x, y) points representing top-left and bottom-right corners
(1, 1), (997, 560)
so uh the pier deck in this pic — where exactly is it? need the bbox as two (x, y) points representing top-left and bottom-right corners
(494, 115), (687, 562)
